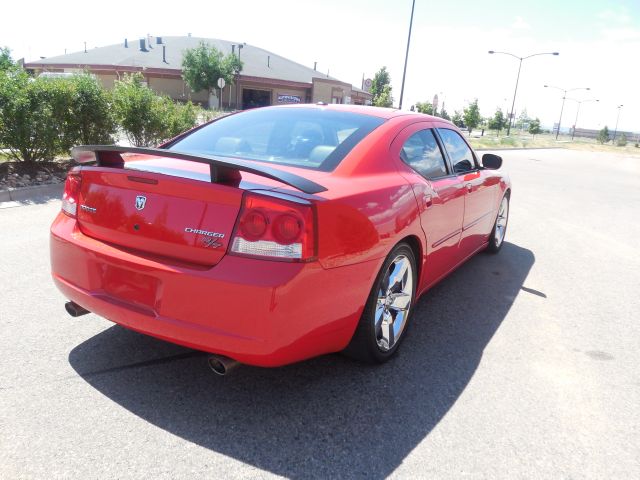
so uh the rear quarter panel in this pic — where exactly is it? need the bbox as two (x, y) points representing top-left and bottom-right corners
(314, 116), (425, 269)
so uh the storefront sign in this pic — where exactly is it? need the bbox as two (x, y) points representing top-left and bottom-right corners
(278, 94), (301, 104)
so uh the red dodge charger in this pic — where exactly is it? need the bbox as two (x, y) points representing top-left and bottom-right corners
(50, 104), (510, 373)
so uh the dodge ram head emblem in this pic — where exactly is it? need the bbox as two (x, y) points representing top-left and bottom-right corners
(135, 195), (147, 211)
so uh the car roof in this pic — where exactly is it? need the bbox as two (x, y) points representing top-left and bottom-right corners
(265, 103), (445, 122)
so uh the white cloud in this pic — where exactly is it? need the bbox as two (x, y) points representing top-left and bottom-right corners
(512, 16), (531, 30)
(601, 27), (640, 42)
(597, 8), (632, 24)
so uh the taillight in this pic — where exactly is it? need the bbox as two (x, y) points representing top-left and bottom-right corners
(61, 170), (82, 217)
(230, 193), (316, 262)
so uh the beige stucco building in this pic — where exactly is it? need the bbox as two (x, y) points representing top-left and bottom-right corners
(24, 36), (371, 109)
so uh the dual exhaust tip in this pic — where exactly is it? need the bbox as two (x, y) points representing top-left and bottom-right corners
(64, 301), (240, 375)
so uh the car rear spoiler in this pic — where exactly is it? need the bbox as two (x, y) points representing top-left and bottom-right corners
(70, 145), (328, 194)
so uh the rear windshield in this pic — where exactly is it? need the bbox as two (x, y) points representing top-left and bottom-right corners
(167, 107), (385, 171)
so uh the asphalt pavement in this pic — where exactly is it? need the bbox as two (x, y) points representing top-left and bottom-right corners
(1, 148), (639, 479)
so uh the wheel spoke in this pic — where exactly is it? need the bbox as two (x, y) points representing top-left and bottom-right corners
(389, 292), (411, 311)
(380, 310), (394, 350)
(387, 257), (409, 293)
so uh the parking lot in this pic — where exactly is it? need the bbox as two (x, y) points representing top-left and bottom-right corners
(1, 148), (639, 479)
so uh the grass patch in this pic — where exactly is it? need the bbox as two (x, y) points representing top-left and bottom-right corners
(467, 131), (640, 155)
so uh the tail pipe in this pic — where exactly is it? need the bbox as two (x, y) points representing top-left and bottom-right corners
(207, 354), (240, 376)
(65, 301), (90, 317)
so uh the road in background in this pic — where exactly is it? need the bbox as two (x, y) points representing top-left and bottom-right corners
(1, 149), (638, 479)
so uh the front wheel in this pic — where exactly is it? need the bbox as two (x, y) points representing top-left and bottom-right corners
(486, 194), (509, 254)
(344, 243), (417, 363)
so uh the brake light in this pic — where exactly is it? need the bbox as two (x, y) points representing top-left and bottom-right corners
(231, 193), (316, 261)
(61, 170), (82, 217)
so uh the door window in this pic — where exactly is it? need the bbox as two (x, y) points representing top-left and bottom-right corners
(437, 128), (476, 173)
(400, 129), (448, 179)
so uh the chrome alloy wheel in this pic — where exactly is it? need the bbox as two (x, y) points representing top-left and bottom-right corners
(495, 196), (509, 248)
(375, 255), (414, 351)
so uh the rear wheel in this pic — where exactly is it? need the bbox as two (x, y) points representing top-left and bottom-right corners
(486, 194), (509, 254)
(344, 243), (417, 363)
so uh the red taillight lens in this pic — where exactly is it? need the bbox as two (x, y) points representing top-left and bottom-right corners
(240, 209), (268, 240)
(61, 170), (82, 217)
(272, 214), (302, 244)
(230, 193), (316, 262)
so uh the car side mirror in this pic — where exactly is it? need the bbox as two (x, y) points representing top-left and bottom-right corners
(482, 153), (502, 169)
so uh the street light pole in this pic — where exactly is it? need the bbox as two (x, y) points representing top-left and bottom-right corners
(398, 0), (415, 110)
(544, 85), (590, 140)
(612, 104), (624, 142)
(488, 50), (559, 136)
(568, 98), (599, 140)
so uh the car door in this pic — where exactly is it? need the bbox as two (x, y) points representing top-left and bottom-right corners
(436, 127), (497, 257)
(391, 123), (466, 290)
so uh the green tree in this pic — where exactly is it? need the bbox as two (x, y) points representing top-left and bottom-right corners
(182, 42), (242, 108)
(370, 67), (393, 107)
(0, 47), (15, 71)
(438, 107), (451, 121)
(414, 101), (434, 115)
(516, 108), (530, 130)
(451, 110), (465, 128)
(528, 118), (542, 138)
(488, 108), (506, 135)
(374, 84), (393, 108)
(597, 126), (610, 144)
(616, 132), (627, 147)
(463, 99), (481, 135)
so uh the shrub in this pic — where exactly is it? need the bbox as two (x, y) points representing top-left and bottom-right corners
(112, 73), (200, 146)
(64, 74), (116, 146)
(616, 133), (627, 147)
(0, 70), (69, 162)
(0, 71), (116, 161)
(597, 126), (610, 144)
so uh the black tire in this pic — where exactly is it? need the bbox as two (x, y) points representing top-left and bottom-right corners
(343, 243), (417, 363)
(486, 193), (510, 254)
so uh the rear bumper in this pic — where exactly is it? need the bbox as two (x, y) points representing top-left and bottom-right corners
(50, 213), (379, 367)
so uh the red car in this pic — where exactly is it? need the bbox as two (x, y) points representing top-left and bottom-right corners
(51, 104), (510, 373)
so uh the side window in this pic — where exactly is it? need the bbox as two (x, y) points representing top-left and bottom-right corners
(437, 128), (476, 173)
(400, 129), (448, 179)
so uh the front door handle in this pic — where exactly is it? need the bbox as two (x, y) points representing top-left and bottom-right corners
(466, 183), (473, 193)
(423, 194), (432, 208)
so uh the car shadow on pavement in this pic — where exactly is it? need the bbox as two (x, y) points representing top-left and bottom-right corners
(68, 242), (534, 479)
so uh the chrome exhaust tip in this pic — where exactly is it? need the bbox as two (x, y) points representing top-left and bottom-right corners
(207, 355), (239, 376)
(65, 301), (90, 317)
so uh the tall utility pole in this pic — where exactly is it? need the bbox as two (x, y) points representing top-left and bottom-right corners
(398, 0), (415, 110)
(488, 50), (559, 136)
(612, 105), (624, 142)
(544, 85), (590, 139)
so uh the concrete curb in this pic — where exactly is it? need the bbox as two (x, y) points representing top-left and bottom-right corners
(0, 182), (63, 204)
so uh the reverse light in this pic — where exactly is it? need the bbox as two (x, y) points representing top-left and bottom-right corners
(230, 193), (316, 261)
(61, 170), (82, 217)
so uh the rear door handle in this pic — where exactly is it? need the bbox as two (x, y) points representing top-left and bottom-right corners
(423, 194), (432, 208)
(466, 183), (473, 192)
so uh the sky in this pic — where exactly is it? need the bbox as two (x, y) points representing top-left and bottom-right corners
(3, 0), (639, 132)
